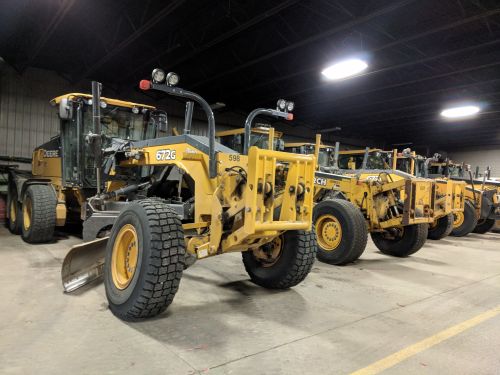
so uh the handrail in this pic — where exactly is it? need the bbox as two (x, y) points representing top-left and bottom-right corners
(141, 81), (217, 178)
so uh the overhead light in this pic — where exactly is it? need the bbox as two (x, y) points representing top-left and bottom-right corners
(320, 126), (342, 133)
(210, 102), (226, 110)
(440, 105), (480, 119)
(322, 58), (368, 80)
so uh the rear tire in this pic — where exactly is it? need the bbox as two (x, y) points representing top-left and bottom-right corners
(104, 199), (185, 321)
(21, 185), (56, 243)
(242, 230), (317, 289)
(473, 218), (496, 234)
(427, 214), (453, 240)
(7, 187), (22, 234)
(313, 199), (368, 265)
(450, 200), (477, 237)
(371, 224), (428, 257)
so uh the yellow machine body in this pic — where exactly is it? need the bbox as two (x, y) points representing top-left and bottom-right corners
(392, 151), (466, 220)
(118, 141), (315, 258)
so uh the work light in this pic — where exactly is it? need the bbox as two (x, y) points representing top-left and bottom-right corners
(152, 68), (166, 83)
(277, 99), (286, 111)
(166, 72), (179, 86)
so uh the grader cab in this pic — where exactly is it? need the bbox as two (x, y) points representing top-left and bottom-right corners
(6, 91), (165, 243)
(58, 70), (317, 321)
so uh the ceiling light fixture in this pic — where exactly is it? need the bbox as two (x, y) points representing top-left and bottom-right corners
(321, 58), (368, 80)
(440, 105), (480, 119)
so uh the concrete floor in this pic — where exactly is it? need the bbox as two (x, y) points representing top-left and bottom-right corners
(0, 226), (499, 375)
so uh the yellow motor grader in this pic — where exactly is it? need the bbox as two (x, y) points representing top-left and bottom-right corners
(6, 93), (162, 242)
(218, 124), (434, 265)
(354, 148), (466, 240)
(286, 141), (435, 264)
(426, 159), (500, 235)
(8, 70), (318, 321)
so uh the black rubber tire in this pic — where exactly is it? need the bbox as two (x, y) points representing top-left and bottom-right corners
(473, 218), (496, 234)
(7, 187), (22, 234)
(313, 199), (368, 265)
(427, 214), (454, 240)
(450, 200), (478, 237)
(242, 230), (317, 289)
(21, 185), (56, 243)
(104, 199), (185, 321)
(371, 224), (428, 257)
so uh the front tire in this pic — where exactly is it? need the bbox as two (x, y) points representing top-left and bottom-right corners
(450, 200), (477, 237)
(313, 199), (368, 265)
(242, 230), (317, 289)
(7, 187), (22, 234)
(473, 218), (496, 234)
(21, 185), (56, 243)
(427, 214), (453, 240)
(371, 224), (428, 257)
(104, 199), (185, 321)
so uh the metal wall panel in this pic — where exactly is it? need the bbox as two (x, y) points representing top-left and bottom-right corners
(448, 147), (500, 177)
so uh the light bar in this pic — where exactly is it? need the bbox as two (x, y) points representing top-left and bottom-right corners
(322, 58), (368, 80)
(440, 105), (480, 119)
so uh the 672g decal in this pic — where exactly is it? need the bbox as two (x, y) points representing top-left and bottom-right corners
(156, 149), (176, 161)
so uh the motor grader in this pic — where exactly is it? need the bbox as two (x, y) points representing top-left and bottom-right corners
(285, 140), (435, 264)
(218, 124), (434, 265)
(425, 158), (500, 235)
(6, 92), (163, 242)
(7, 70), (318, 321)
(349, 148), (466, 240)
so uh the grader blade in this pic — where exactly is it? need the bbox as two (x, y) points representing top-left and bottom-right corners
(61, 237), (108, 293)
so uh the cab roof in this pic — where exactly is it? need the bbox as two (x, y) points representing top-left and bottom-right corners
(216, 127), (283, 138)
(338, 148), (384, 155)
(50, 93), (156, 110)
(284, 142), (333, 150)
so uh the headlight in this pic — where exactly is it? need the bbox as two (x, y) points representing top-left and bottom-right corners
(100, 101), (107, 108)
(152, 68), (166, 83)
(286, 101), (294, 112)
(132, 106), (140, 114)
(277, 99), (286, 111)
(166, 72), (179, 86)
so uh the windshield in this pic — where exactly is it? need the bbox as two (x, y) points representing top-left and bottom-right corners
(338, 152), (389, 170)
(218, 131), (282, 153)
(83, 105), (155, 142)
(317, 149), (333, 167)
(396, 158), (412, 174)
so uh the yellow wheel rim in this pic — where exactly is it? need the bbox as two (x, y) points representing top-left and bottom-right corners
(111, 224), (139, 290)
(10, 198), (16, 223)
(253, 236), (283, 267)
(23, 196), (32, 231)
(453, 212), (464, 228)
(315, 214), (342, 251)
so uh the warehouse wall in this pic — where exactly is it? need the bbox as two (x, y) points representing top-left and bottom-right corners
(448, 146), (500, 177)
(0, 62), (374, 161)
(0, 62), (237, 159)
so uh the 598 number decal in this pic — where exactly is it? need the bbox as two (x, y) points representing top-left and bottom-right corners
(156, 149), (176, 161)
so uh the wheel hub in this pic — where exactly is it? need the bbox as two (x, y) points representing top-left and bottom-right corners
(22, 196), (32, 231)
(315, 214), (342, 251)
(453, 212), (464, 227)
(111, 224), (139, 290)
(253, 236), (283, 267)
(10, 199), (16, 223)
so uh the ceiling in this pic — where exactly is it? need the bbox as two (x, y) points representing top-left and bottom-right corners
(1, 0), (500, 150)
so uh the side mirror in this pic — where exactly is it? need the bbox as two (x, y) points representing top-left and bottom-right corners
(152, 111), (168, 134)
(234, 134), (242, 145)
(59, 98), (73, 119)
(275, 139), (284, 152)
